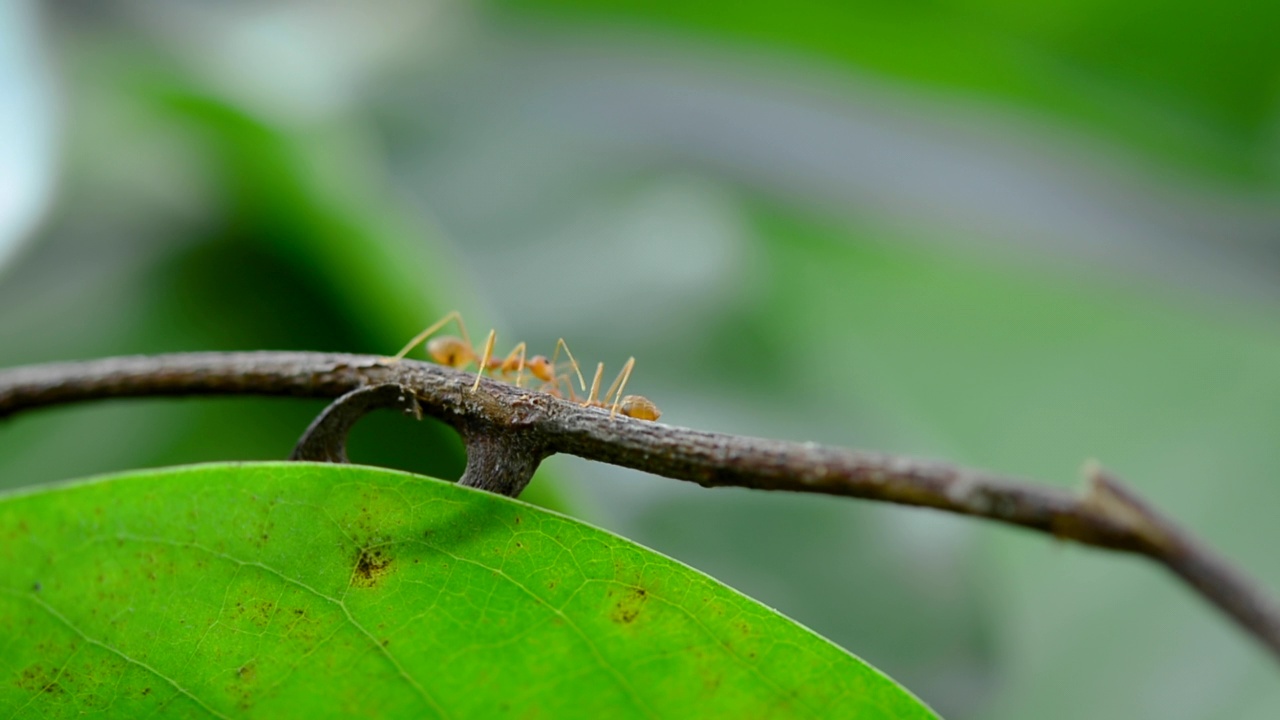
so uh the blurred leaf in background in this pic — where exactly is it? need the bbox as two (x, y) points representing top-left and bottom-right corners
(2, 1), (1279, 718)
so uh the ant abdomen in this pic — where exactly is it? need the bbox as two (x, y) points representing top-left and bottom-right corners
(620, 395), (661, 421)
(426, 336), (472, 368)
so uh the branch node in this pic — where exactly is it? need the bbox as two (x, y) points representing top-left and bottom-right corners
(457, 423), (546, 498)
(1083, 461), (1175, 553)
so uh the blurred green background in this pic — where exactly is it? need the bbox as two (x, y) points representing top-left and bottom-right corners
(2, 1), (1279, 717)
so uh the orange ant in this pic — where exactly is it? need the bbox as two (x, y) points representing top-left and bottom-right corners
(391, 311), (584, 393)
(393, 311), (660, 421)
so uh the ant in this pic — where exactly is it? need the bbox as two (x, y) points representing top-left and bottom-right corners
(391, 310), (583, 393)
(393, 311), (661, 421)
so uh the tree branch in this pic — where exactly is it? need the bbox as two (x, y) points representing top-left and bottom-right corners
(1, 351), (1277, 663)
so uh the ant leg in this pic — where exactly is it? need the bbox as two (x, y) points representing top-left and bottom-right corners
(550, 339), (587, 393)
(556, 374), (581, 401)
(583, 362), (605, 407)
(392, 310), (471, 360)
(542, 374), (566, 400)
(502, 342), (529, 387)
(471, 329), (496, 392)
(602, 357), (636, 420)
(516, 343), (529, 387)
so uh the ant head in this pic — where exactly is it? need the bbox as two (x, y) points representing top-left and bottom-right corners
(620, 395), (661, 421)
(426, 336), (472, 368)
(525, 355), (555, 382)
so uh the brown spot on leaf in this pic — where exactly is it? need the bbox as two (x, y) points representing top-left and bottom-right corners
(228, 662), (258, 712)
(254, 600), (275, 625)
(610, 586), (649, 625)
(15, 664), (62, 696)
(353, 547), (393, 587)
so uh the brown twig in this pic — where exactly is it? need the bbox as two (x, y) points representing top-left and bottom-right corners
(1, 351), (1278, 663)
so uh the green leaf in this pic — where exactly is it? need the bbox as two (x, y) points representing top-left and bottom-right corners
(0, 462), (934, 719)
